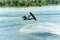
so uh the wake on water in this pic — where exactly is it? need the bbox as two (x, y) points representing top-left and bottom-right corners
(19, 22), (60, 36)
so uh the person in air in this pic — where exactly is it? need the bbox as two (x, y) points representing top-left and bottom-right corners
(22, 12), (36, 21)
(22, 12), (33, 20)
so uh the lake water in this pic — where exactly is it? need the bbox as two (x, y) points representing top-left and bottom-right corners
(0, 5), (60, 40)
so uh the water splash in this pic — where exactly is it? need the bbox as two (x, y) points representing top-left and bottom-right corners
(19, 22), (60, 35)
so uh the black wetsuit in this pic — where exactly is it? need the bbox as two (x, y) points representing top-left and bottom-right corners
(22, 16), (27, 20)
(22, 16), (33, 20)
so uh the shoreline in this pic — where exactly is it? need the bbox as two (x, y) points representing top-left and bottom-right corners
(0, 5), (59, 13)
(0, 4), (57, 8)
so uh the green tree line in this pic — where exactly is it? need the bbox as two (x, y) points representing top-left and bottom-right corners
(0, 0), (60, 7)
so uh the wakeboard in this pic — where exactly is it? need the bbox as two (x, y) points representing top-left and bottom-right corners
(30, 12), (36, 21)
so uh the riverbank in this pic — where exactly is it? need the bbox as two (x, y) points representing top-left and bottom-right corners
(0, 4), (55, 8)
(0, 5), (59, 13)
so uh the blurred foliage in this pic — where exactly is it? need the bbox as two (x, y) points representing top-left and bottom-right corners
(0, 0), (59, 7)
